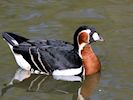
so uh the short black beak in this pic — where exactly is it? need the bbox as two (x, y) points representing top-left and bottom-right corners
(98, 36), (104, 41)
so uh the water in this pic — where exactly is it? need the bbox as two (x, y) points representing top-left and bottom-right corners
(0, 0), (133, 100)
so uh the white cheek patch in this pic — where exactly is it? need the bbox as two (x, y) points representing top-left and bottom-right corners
(92, 32), (100, 41)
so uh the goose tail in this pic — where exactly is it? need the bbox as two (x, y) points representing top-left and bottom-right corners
(1, 32), (28, 46)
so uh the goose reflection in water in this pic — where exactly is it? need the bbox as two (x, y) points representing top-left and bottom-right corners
(1, 68), (100, 100)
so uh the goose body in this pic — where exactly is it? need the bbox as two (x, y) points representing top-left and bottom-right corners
(1, 25), (104, 76)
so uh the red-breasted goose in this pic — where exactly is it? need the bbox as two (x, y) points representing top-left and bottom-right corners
(1, 25), (104, 76)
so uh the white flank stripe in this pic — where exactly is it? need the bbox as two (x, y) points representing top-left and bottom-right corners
(7, 43), (31, 70)
(11, 39), (19, 45)
(29, 47), (42, 71)
(37, 48), (49, 74)
(52, 66), (82, 76)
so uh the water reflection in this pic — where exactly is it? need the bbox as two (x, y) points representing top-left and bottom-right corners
(1, 68), (100, 100)
(77, 73), (100, 100)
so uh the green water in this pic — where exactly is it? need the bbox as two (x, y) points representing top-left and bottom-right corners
(0, 0), (133, 100)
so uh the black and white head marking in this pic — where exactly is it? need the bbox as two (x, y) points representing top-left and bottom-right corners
(74, 25), (103, 58)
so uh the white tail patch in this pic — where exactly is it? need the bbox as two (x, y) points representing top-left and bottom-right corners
(7, 43), (31, 70)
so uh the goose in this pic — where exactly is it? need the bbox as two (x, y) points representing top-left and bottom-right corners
(1, 25), (104, 76)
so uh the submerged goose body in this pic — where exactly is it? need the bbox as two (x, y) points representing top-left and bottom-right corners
(1, 25), (104, 76)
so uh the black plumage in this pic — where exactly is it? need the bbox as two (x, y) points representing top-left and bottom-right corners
(1, 25), (98, 75)
(2, 32), (82, 74)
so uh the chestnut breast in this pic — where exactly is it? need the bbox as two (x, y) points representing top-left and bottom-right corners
(81, 45), (101, 75)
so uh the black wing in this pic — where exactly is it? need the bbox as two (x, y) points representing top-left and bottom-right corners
(13, 39), (82, 73)
(2, 32), (82, 74)
(38, 45), (82, 70)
